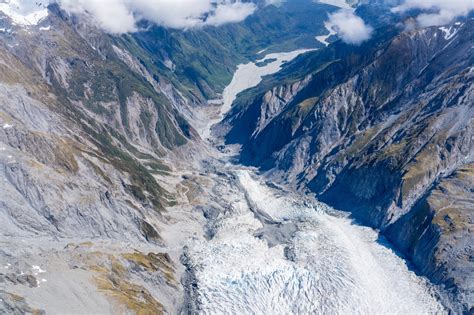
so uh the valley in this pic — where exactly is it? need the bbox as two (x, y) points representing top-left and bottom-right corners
(167, 51), (446, 313)
(0, 0), (472, 314)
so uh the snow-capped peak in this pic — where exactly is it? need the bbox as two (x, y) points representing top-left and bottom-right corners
(0, 0), (48, 26)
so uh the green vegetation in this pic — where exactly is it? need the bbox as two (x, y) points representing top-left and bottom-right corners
(93, 255), (165, 315)
(131, 0), (331, 99)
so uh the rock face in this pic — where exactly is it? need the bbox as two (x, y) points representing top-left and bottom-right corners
(223, 20), (474, 311)
(0, 5), (197, 313)
(0, 1), (355, 313)
(386, 164), (474, 311)
(0, 4), (198, 241)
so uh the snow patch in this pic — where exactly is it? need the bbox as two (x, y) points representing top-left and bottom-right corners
(439, 24), (461, 40)
(163, 58), (175, 71)
(0, 0), (48, 26)
(32, 265), (46, 275)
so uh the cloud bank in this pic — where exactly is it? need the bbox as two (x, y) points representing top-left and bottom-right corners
(329, 10), (373, 45)
(56, 0), (257, 33)
(393, 0), (474, 27)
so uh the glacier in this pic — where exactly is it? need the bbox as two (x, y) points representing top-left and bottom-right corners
(183, 168), (444, 314)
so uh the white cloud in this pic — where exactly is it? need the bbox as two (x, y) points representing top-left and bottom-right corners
(328, 10), (373, 45)
(58, 0), (136, 33)
(264, 0), (285, 5)
(392, 0), (474, 27)
(0, 0), (49, 26)
(202, 2), (257, 26)
(56, 0), (257, 33)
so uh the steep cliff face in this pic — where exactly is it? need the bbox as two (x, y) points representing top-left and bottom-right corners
(0, 4), (198, 239)
(385, 163), (474, 311)
(223, 20), (473, 310)
(0, 5), (199, 313)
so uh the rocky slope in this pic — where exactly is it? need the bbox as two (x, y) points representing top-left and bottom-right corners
(0, 4), (200, 313)
(0, 1), (202, 239)
(0, 1), (348, 313)
(222, 19), (474, 311)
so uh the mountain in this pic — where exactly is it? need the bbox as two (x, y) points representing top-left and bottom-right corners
(0, 0), (472, 313)
(222, 18), (473, 311)
(0, 4), (200, 313)
(0, 1), (349, 313)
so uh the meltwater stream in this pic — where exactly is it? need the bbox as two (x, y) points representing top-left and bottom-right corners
(184, 50), (445, 314)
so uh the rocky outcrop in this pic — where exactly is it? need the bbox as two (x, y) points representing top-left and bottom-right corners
(386, 164), (474, 311)
(223, 20), (474, 311)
